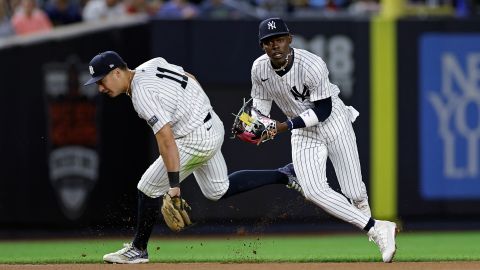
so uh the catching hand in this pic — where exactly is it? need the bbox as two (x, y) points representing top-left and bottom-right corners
(161, 194), (193, 232)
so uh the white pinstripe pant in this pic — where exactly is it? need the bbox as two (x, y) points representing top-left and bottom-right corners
(292, 121), (370, 229)
(137, 111), (229, 200)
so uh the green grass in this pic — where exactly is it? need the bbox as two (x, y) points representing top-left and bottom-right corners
(0, 231), (479, 263)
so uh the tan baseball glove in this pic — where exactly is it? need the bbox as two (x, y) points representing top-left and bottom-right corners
(161, 194), (193, 232)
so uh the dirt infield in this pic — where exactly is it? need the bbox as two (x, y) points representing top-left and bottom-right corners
(2, 262), (480, 270)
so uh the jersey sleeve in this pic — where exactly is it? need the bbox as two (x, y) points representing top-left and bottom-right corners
(306, 55), (334, 102)
(252, 98), (273, 116)
(136, 90), (172, 134)
(250, 62), (271, 101)
(250, 62), (273, 115)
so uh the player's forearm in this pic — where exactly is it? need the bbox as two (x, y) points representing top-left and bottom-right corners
(278, 97), (332, 132)
(159, 143), (180, 173)
(159, 141), (180, 188)
(276, 121), (289, 133)
(276, 110), (319, 134)
(155, 124), (181, 187)
(163, 151), (180, 190)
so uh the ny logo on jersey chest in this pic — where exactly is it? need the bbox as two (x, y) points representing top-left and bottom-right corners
(290, 85), (310, 101)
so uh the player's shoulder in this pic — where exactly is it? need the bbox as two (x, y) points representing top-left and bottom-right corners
(252, 54), (269, 67)
(295, 48), (323, 62)
(251, 54), (269, 72)
(294, 48), (327, 71)
(136, 57), (167, 70)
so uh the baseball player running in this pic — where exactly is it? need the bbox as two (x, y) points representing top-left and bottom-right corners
(246, 18), (398, 263)
(84, 51), (301, 264)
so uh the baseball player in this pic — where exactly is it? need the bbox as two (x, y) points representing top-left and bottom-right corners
(84, 51), (301, 264)
(248, 18), (398, 263)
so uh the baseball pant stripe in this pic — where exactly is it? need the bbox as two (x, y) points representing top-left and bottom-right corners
(293, 136), (369, 229)
(137, 112), (228, 199)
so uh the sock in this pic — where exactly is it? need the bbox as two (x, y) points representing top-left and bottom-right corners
(363, 218), (376, 232)
(221, 170), (288, 199)
(132, 190), (160, 250)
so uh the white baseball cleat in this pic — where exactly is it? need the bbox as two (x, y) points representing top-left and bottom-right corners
(367, 220), (398, 263)
(353, 198), (372, 218)
(103, 243), (149, 264)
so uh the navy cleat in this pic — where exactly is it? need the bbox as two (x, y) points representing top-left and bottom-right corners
(278, 163), (304, 195)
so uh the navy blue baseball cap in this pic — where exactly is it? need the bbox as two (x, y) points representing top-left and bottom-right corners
(258, 17), (290, 44)
(84, 51), (126, 86)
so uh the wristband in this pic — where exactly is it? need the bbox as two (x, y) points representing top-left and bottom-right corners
(286, 120), (294, 131)
(288, 116), (306, 130)
(168, 171), (180, 188)
(299, 109), (319, 127)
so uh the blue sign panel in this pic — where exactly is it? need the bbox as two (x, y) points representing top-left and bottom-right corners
(420, 34), (480, 199)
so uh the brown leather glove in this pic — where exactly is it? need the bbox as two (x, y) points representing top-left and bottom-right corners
(161, 194), (192, 232)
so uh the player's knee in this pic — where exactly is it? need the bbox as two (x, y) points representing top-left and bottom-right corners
(205, 186), (229, 201)
(200, 178), (229, 201)
(302, 185), (330, 202)
(137, 182), (167, 198)
(203, 190), (224, 201)
(302, 188), (317, 202)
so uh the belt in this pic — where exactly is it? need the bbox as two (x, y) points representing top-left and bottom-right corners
(203, 112), (211, 123)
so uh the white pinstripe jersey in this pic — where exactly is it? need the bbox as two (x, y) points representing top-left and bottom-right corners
(130, 57), (212, 137)
(251, 48), (354, 141)
(250, 48), (370, 230)
(130, 59), (229, 200)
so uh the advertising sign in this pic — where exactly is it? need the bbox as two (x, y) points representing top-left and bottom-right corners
(420, 34), (480, 199)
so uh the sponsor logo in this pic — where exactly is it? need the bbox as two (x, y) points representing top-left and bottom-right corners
(420, 34), (480, 199)
(148, 115), (158, 127)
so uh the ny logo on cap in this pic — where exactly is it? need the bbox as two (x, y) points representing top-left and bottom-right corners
(89, 66), (94, 75)
(267, 21), (276, 30)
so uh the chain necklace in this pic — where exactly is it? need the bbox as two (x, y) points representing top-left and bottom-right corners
(126, 71), (133, 97)
(271, 50), (292, 72)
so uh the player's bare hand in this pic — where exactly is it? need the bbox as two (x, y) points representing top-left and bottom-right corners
(276, 121), (288, 133)
(168, 187), (181, 197)
(256, 133), (268, 146)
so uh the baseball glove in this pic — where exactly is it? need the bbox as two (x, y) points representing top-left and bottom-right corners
(161, 194), (193, 232)
(231, 98), (277, 144)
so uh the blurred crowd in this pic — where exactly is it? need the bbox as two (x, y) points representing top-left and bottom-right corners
(0, 0), (478, 39)
(0, 0), (381, 39)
